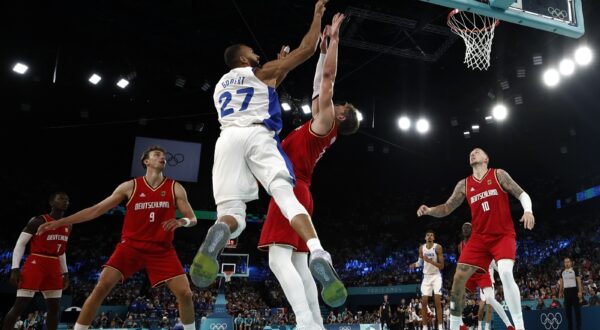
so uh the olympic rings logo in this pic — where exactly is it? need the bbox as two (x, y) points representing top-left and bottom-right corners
(547, 7), (568, 20)
(166, 152), (184, 166)
(540, 312), (562, 330)
(209, 323), (228, 330)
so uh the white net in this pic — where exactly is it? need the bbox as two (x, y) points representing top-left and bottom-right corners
(447, 9), (499, 70)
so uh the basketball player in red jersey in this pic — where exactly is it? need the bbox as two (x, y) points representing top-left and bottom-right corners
(2, 192), (70, 330)
(417, 148), (534, 330)
(37, 146), (198, 330)
(459, 222), (514, 330)
(258, 13), (359, 324)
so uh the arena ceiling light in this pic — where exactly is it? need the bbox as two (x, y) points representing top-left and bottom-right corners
(301, 104), (311, 114)
(117, 78), (129, 89)
(397, 116), (411, 131)
(574, 46), (593, 66)
(356, 111), (363, 122)
(492, 104), (508, 121)
(542, 68), (560, 87)
(281, 102), (291, 111)
(12, 63), (28, 74)
(471, 124), (480, 133)
(463, 131), (471, 139)
(415, 118), (430, 134)
(88, 73), (102, 85)
(559, 59), (575, 76)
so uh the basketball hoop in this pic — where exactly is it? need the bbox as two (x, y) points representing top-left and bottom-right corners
(223, 271), (233, 283)
(447, 9), (499, 70)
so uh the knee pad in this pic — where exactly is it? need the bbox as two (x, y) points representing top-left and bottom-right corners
(217, 200), (247, 239)
(269, 179), (308, 221)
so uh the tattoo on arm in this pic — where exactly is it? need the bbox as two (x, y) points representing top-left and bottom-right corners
(428, 180), (466, 217)
(496, 169), (525, 198)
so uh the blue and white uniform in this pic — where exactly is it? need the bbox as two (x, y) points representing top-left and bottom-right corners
(212, 66), (295, 204)
(421, 243), (443, 297)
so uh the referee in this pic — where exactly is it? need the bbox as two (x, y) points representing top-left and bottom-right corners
(559, 257), (583, 330)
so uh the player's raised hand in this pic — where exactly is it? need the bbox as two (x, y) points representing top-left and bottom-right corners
(9, 269), (20, 287)
(314, 0), (327, 18)
(320, 25), (331, 53)
(277, 45), (290, 60)
(416, 205), (431, 217)
(330, 13), (345, 40)
(37, 221), (62, 235)
(162, 218), (185, 232)
(520, 211), (535, 230)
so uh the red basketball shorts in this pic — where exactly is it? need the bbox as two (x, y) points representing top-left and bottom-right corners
(258, 181), (313, 253)
(104, 239), (184, 287)
(19, 254), (62, 291)
(466, 271), (493, 293)
(459, 233), (516, 272)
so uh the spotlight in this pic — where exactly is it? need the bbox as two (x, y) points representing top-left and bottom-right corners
(463, 131), (471, 139)
(301, 104), (311, 114)
(492, 104), (508, 121)
(281, 102), (292, 111)
(471, 125), (480, 133)
(357, 111), (363, 122)
(89, 73), (102, 85)
(559, 59), (575, 76)
(117, 78), (129, 89)
(485, 116), (493, 124)
(574, 46), (593, 66)
(416, 118), (430, 134)
(13, 63), (28, 74)
(398, 116), (411, 131)
(543, 68), (560, 87)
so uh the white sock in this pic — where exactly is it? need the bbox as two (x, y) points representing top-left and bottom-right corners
(268, 245), (315, 328)
(74, 323), (90, 330)
(183, 322), (196, 330)
(484, 322), (490, 330)
(439, 324), (443, 330)
(482, 287), (512, 327)
(450, 315), (462, 330)
(292, 252), (324, 328)
(423, 326), (428, 330)
(497, 260), (524, 329)
(478, 321), (482, 330)
(306, 238), (323, 253)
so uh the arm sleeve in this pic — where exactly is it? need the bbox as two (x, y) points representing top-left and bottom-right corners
(59, 253), (68, 274)
(518, 191), (533, 213)
(312, 53), (326, 99)
(12, 232), (33, 269)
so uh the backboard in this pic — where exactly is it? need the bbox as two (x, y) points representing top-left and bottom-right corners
(217, 253), (249, 278)
(420, 0), (584, 38)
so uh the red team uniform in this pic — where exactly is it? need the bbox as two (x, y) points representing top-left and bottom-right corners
(19, 214), (70, 292)
(460, 240), (493, 293)
(104, 177), (185, 287)
(258, 120), (338, 253)
(460, 168), (516, 272)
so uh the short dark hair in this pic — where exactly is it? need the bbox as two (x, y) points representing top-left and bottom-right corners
(337, 102), (360, 135)
(224, 44), (245, 69)
(141, 145), (166, 169)
(49, 191), (68, 203)
(426, 229), (435, 235)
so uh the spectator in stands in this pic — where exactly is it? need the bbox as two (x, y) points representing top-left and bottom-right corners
(588, 287), (600, 306)
(13, 316), (23, 330)
(397, 298), (407, 330)
(536, 297), (546, 310)
(549, 295), (562, 309)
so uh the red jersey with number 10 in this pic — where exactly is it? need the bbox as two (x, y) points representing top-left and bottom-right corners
(465, 168), (515, 236)
(30, 214), (70, 256)
(122, 177), (177, 244)
(282, 120), (338, 185)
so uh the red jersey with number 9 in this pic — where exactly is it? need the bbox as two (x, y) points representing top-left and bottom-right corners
(465, 168), (515, 236)
(122, 177), (177, 244)
(30, 214), (70, 256)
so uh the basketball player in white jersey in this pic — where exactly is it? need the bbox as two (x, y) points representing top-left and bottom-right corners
(189, 0), (346, 308)
(410, 229), (444, 330)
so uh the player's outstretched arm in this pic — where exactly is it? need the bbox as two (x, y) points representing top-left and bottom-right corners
(162, 182), (198, 232)
(496, 169), (535, 230)
(310, 25), (331, 117)
(37, 181), (132, 234)
(312, 13), (344, 136)
(417, 179), (466, 218)
(256, 0), (326, 85)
